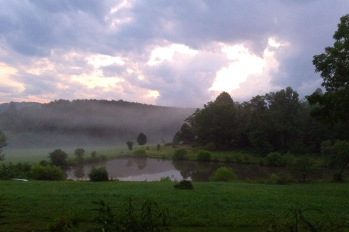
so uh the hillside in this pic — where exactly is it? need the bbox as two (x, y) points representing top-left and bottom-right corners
(0, 100), (196, 148)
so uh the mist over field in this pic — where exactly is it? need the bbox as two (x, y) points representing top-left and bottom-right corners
(0, 100), (195, 148)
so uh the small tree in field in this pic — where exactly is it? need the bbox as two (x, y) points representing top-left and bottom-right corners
(126, 141), (134, 151)
(0, 130), (7, 161)
(49, 149), (69, 169)
(74, 148), (85, 163)
(137, 133), (147, 147)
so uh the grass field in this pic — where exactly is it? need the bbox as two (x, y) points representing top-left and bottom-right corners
(0, 181), (348, 231)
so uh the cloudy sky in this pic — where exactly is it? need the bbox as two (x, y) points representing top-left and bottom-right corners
(0, 0), (348, 107)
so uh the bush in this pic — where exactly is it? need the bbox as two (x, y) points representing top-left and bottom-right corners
(209, 167), (237, 182)
(264, 152), (284, 167)
(0, 162), (31, 180)
(172, 148), (187, 160)
(267, 173), (291, 185)
(133, 149), (147, 158)
(160, 176), (172, 182)
(89, 167), (109, 182)
(30, 165), (66, 181)
(197, 150), (211, 162)
(174, 180), (193, 190)
(203, 142), (217, 151)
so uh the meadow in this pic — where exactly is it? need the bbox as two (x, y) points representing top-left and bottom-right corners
(1, 180), (348, 232)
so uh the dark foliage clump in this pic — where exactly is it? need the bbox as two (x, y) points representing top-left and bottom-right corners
(174, 180), (193, 190)
(197, 150), (211, 162)
(30, 165), (66, 181)
(172, 148), (187, 160)
(88, 167), (109, 182)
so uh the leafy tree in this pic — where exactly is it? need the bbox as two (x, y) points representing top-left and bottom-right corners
(245, 87), (303, 155)
(307, 14), (349, 123)
(49, 149), (69, 169)
(74, 148), (85, 163)
(0, 130), (7, 161)
(136, 133), (147, 147)
(187, 92), (236, 149)
(173, 123), (194, 145)
(126, 141), (133, 151)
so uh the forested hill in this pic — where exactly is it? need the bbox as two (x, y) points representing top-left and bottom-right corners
(0, 99), (196, 148)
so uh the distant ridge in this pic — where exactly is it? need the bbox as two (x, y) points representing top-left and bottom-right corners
(0, 99), (196, 148)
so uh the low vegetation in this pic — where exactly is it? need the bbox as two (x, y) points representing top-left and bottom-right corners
(209, 167), (237, 182)
(0, 181), (348, 231)
(173, 180), (193, 190)
(88, 167), (109, 182)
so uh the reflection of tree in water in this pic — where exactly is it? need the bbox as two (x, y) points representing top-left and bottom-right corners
(126, 159), (133, 167)
(74, 164), (85, 180)
(172, 161), (235, 181)
(132, 158), (147, 170)
(172, 160), (197, 180)
(192, 162), (216, 181)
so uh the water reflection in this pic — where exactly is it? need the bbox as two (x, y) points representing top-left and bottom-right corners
(67, 158), (331, 182)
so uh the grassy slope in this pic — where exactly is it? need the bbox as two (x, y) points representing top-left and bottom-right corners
(0, 181), (348, 231)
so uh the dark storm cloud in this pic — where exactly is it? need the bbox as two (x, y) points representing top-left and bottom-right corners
(0, 0), (348, 106)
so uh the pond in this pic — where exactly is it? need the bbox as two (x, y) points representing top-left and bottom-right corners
(66, 157), (334, 182)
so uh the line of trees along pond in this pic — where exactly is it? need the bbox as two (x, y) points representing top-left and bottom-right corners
(173, 87), (349, 155)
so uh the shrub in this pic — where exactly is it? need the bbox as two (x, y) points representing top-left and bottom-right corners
(157, 144), (161, 151)
(209, 167), (237, 182)
(89, 167), (109, 182)
(283, 152), (296, 166)
(133, 149), (147, 158)
(264, 152), (284, 167)
(0, 162), (31, 180)
(197, 150), (211, 162)
(203, 142), (216, 151)
(160, 176), (172, 182)
(174, 180), (193, 190)
(267, 173), (291, 185)
(234, 155), (242, 164)
(172, 148), (187, 160)
(30, 165), (66, 181)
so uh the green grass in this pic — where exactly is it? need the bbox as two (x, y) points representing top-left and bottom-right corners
(0, 181), (348, 231)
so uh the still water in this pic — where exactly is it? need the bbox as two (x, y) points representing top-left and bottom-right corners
(66, 157), (330, 182)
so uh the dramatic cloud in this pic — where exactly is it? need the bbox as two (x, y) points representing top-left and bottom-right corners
(0, 0), (348, 107)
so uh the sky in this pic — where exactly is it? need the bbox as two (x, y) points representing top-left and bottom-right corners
(0, 0), (348, 108)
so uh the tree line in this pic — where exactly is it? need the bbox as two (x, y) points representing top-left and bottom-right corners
(0, 99), (195, 147)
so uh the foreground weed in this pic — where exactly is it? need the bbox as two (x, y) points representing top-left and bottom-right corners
(141, 199), (171, 232)
(92, 200), (117, 232)
(286, 206), (323, 232)
(92, 198), (171, 232)
(0, 195), (8, 226)
(48, 195), (79, 232)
